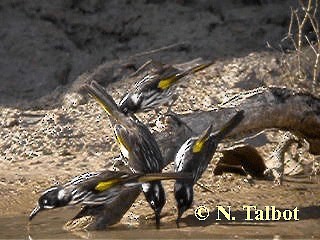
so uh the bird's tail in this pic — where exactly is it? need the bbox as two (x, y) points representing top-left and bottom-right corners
(157, 61), (213, 90)
(94, 172), (193, 192)
(83, 81), (125, 123)
(214, 110), (245, 141)
(137, 172), (193, 183)
(179, 60), (214, 78)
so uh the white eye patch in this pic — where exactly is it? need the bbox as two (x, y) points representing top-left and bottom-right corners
(58, 189), (65, 200)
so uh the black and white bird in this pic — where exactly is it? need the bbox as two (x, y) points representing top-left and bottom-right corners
(29, 170), (191, 221)
(119, 61), (213, 114)
(83, 81), (167, 228)
(174, 110), (245, 226)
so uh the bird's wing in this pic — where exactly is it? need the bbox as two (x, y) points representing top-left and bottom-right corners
(115, 119), (164, 173)
(174, 139), (193, 172)
(134, 74), (157, 90)
(113, 123), (133, 160)
(66, 172), (100, 186)
(82, 187), (123, 205)
(134, 122), (164, 172)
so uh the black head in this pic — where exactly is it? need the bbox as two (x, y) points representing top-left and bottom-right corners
(119, 93), (142, 114)
(29, 186), (69, 221)
(174, 181), (194, 227)
(142, 181), (166, 228)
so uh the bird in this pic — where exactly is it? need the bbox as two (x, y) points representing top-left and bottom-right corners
(118, 61), (213, 115)
(29, 170), (192, 221)
(83, 81), (167, 228)
(174, 110), (245, 227)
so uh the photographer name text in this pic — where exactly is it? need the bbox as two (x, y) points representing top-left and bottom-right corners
(194, 205), (299, 221)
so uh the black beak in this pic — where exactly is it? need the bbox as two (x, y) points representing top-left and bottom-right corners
(155, 210), (161, 229)
(176, 207), (184, 228)
(29, 204), (42, 221)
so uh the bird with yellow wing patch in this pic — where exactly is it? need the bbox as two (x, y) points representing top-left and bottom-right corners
(174, 110), (245, 227)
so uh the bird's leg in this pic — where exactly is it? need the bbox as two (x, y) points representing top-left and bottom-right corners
(155, 211), (161, 229)
(176, 208), (184, 228)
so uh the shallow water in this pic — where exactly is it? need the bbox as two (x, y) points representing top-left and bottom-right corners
(1, 177), (319, 239)
(1, 210), (319, 239)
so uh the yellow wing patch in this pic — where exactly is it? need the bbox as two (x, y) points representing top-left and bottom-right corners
(192, 137), (209, 153)
(90, 94), (113, 116)
(114, 130), (131, 159)
(95, 179), (119, 192)
(157, 77), (177, 90)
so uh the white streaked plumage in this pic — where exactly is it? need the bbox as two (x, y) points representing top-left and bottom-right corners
(174, 138), (193, 172)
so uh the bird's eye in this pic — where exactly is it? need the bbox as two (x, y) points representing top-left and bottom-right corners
(150, 200), (155, 206)
(43, 199), (48, 205)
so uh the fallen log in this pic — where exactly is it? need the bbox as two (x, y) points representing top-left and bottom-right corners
(157, 86), (320, 166)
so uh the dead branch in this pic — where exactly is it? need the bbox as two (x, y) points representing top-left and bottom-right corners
(285, 0), (320, 92)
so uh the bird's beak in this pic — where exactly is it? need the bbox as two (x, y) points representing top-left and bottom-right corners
(29, 204), (42, 221)
(176, 207), (184, 228)
(155, 210), (161, 229)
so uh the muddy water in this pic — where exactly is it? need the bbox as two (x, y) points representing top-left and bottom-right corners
(1, 211), (319, 239)
(1, 177), (319, 239)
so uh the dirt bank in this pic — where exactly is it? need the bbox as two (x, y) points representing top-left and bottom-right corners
(0, 0), (297, 107)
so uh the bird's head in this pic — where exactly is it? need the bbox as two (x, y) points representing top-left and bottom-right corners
(174, 182), (194, 227)
(142, 181), (166, 228)
(29, 186), (69, 221)
(119, 93), (142, 114)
